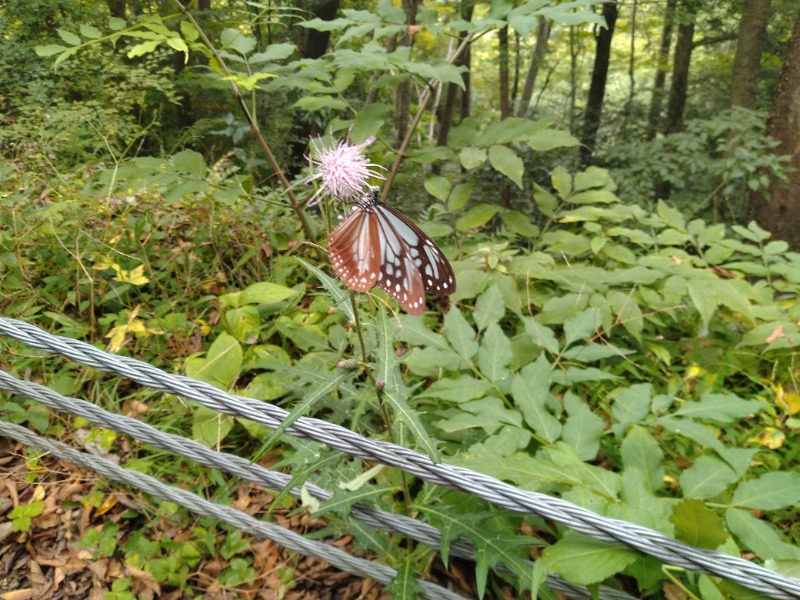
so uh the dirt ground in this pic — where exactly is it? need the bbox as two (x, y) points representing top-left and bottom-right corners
(0, 437), (489, 600)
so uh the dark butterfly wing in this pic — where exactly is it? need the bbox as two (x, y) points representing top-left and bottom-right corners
(328, 207), (381, 292)
(327, 191), (456, 315)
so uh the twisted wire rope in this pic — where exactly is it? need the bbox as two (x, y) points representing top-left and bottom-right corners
(0, 369), (634, 600)
(1, 317), (799, 599)
(0, 420), (468, 600)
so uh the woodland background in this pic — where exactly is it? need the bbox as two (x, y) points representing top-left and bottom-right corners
(2, 0), (800, 599)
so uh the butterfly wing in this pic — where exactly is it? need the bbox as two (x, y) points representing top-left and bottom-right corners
(376, 203), (456, 297)
(328, 207), (381, 292)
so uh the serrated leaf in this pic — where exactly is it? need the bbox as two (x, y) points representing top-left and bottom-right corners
(35, 44), (69, 57)
(611, 383), (652, 429)
(731, 472), (800, 510)
(419, 376), (491, 403)
(444, 306), (478, 363)
(540, 532), (637, 586)
(620, 425), (663, 492)
(476, 323), (512, 386)
(673, 392), (763, 423)
(296, 257), (354, 324)
(561, 401), (603, 461)
(679, 455), (738, 500)
(670, 498), (727, 549)
(512, 355), (561, 442)
(474, 284), (505, 331)
(221, 27), (255, 55)
(488, 145), (523, 188)
(726, 508), (800, 560)
(386, 554), (421, 599)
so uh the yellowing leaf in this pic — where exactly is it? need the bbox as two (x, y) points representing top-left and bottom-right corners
(114, 264), (150, 285)
(775, 385), (800, 416)
(749, 427), (784, 450)
(106, 325), (128, 353)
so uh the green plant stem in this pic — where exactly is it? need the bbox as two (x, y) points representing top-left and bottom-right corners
(173, 1), (320, 257)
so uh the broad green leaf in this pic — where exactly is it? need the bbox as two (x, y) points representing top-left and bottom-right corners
(561, 397), (603, 461)
(243, 372), (290, 402)
(501, 210), (539, 238)
(731, 472), (800, 510)
(419, 376), (491, 403)
(563, 308), (600, 347)
(249, 43), (297, 63)
(171, 149), (206, 178)
(524, 128), (580, 151)
(293, 96), (348, 111)
(672, 392), (763, 423)
(296, 257), (354, 324)
(474, 284), (505, 331)
(351, 102), (388, 141)
(240, 282), (298, 306)
(448, 182), (474, 211)
(476, 323), (512, 386)
(607, 289), (644, 341)
(511, 356), (561, 442)
(458, 146), (487, 170)
(403, 347), (464, 376)
(533, 183), (558, 216)
(620, 425), (663, 492)
(224, 306), (261, 342)
(108, 16), (127, 30)
(167, 37), (189, 54)
(670, 499), (727, 549)
(444, 306), (478, 363)
(540, 532), (637, 586)
(455, 203), (501, 232)
(488, 145), (523, 188)
(726, 508), (800, 560)
(57, 29), (81, 46)
(192, 406), (234, 447)
(423, 175), (452, 202)
(436, 397), (521, 433)
(35, 44), (69, 57)
(657, 200), (686, 231)
(551, 166), (572, 199)
(185, 332), (242, 390)
(522, 318), (560, 354)
(679, 455), (738, 500)
(180, 21), (199, 42)
(128, 40), (161, 58)
(611, 383), (652, 429)
(221, 28), (255, 55)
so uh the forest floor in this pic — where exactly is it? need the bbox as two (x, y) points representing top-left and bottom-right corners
(0, 438), (488, 600)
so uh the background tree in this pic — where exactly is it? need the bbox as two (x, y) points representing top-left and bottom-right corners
(730, 0), (772, 108)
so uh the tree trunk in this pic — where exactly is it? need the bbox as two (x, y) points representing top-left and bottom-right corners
(394, 0), (420, 145)
(730, 0), (772, 108)
(663, 4), (695, 135)
(516, 16), (551, 117)
(498, 25), (511, 120)
(747, 13), (800, 250)
(646, 0), (677, 140)
(579, 0), (618, 167)
(296, 0), (341, 59)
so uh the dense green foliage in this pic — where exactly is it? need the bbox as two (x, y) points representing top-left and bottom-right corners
(2, 0), (800, 598)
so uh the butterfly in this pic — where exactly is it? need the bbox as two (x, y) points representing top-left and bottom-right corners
(327, 188), (456, 315)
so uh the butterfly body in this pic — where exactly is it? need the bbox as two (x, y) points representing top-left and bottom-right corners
(328, 189), (456, 315)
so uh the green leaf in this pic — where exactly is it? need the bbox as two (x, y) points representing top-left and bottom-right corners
(607, 289), (644, 341)
(620, 425), (663, 492)
(128, 40), (161, 58)
(551, 166), (572, 199)
(488, 145), (523, 188)
(192, 405), (234, 447)
(351, 102), (388, 141)
(501, 210), (539, 238)
(474, 284), (505, 331)
(386, 554), (421, 599)
(540, 532), (637, 586)
(423, 175), (452, 202)
(224, 306), (261, 342)
(296, 257), (354, 324)
(670, 499), (727, 549)
(455, 203), (501, 232)
(57, 29), (81, 46)
(444, 306), (478, 363)
(561, 395), (603, 461)
(436, 397), (522, 434)
(524, 128), (580, 151)
(726, 508), (800, 560)
(458, 146), (487, 170)
(292, 96), (348, 111)
(221, 28), (255, 55)
(419, 376), (492, 403)
(185, 332), (243, 390)
(476, 323), (512, 386)
(611, 383), (652, 429)
(522, 318), (560, 354)
(563, 308), (600, 347)
(240, 282), (298, 306)
(36, 44), (68, 57)
(672, 392), (763, 423)
(731, 472), (800, 510)
(679, 455), (738, 500)
(79, 24), (103, 39)
(108, 16), (127, 31)
(511, 356), (561, 442)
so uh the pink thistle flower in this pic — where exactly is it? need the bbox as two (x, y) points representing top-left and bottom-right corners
(306, 136), (385, 206)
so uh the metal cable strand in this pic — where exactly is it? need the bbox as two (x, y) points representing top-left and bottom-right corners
(0, 421), (468, 600)
(0, 370), (637, 600)
(2, 318), (799, 599)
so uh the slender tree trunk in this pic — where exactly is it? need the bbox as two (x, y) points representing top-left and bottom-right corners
(394, 0), (420, 145)
(498, 25), (511, 119)
(106, 0), (126, 20)
(747, 13), (800, 250)
(625, 0), (637, 116)
(295, 0), (340, 59)
(579, 1), (618, 167)
(730, 0), (772, 108)
(437, 0), (474, 148)
(646, 0), (677, 139)
(663, 6), (695, 135)
(517, 16), (551, 117)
